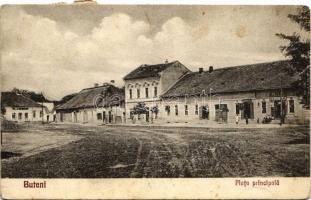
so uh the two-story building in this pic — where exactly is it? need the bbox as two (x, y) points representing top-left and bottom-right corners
(123, 60), (190, 123)
(123, 60), (309, 125)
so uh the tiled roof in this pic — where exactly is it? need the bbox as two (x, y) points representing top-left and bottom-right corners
(1, 92), (42, 108)
(162, 60), (298, 98)
(123, 61), (180, 80)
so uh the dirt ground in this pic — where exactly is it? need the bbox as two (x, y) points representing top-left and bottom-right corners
(1, 123), (309, 178)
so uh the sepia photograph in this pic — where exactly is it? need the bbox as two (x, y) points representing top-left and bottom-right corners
(0, 2), (310, 199)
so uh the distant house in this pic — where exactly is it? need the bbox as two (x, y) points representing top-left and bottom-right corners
(1, 92), (48, 123)
(39, 102), (56, 122)
(161, 60), (309, 124)
(56, 83), (125, 124)
(123, 60), (191, 123)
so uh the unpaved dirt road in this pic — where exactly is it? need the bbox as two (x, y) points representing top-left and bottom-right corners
(1, 124), (309, 178)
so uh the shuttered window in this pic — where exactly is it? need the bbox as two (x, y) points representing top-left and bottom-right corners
(154, 87), (157, 97)
(137, 89), (140, 98)
(145, 88), (149, 98)
(195, 104), (198, 115)
(185, 105), (188, 115)
(289, 99), (295, 113)
(129, 89), (132, 99)
(262, 101), (266, 113)
(97, 113), (102, 120)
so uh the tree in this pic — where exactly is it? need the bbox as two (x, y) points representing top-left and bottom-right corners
(133, 102), (148, 114)
(55, 93), (77, 106)
(276, 6), (310, 108)
(12, 88), (49, 102)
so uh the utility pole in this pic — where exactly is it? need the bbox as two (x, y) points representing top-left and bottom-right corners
(218, 97), (222, 123)
(41, 92), (44, 124)
(209, 88), (212, 120)
(280, 76), (283, 126)
(209, 88), (212, 108)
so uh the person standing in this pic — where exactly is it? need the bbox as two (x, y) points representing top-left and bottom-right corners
(245, 114), (249, 125)
(235, 114), (239, 125)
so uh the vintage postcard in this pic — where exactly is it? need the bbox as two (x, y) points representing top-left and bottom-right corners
(0, 2), (310, 199)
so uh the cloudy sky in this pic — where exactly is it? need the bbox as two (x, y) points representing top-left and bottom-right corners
(0, 5), (303, 100)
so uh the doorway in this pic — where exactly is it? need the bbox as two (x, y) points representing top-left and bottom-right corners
(103, 111), (106, 123)
(74, 112), (77, 123)
(215, 104), (228, 122)
(60, 113), (63, 122)
(200, 106), (209, 119)
(146, 108), (150, 122)
(108, 111), (112, 123)
(272, 100), (286, 119)
(241, 100), (254, 119)
(83, 111), (88, 123)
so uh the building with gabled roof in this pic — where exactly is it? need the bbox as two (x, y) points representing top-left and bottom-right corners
(162, 60), (297, 97)
(159, 60), (308, 124)
(123, 60), (191, 123)
(56, 82), (125, 124)
(1, 91), (53, 123)
(122, 59), (308, 125)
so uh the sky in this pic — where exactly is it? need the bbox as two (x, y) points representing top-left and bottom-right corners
(0, 5), (305, 100)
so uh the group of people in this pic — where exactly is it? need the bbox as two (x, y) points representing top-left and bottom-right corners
(235, 114), (248, 125)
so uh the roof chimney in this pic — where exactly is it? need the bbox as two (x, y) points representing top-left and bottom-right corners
(165, 59), (168, 64)
(199, 67), (203, 74)
(94, 83), (99, 87)
(209, 66), (213, 73)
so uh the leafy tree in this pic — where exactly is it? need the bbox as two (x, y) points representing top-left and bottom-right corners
(12, 88), (49, 102)
(56, 93), (77, 106)
(276, 6), (310, 108)
(133, 102), (148, 114)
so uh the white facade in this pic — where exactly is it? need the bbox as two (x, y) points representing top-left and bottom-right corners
(3, 106), (45, 123)
(56, 106), (125, 124)
(39, 102), (56, 122)
(124, 83), (309, 125)
(124, 62), (190, 124)
(3, 102), (56, 123)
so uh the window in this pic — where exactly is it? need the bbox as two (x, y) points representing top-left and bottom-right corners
(40, 110), (43, 117)
(145, 88), (149, 98)
(12, 113), (16, 119)
(129, 89), (132, 99)
(262, 101), (266, 113)
(97, 113), (102, 120)
(154, 87), (158, 97)
(103, 111), (106, 120)
(25, 113), (28, 119)
(137, 89), (140, 98)
(185, 105), (188, 115)
(215, 104), (228, 111)
(18, 113), (22, 120)
(165, 105), (170, 116)
(289, 99), (295, 113)
(195, 104), (198, 115)
(33, 111), (36, 118)
(175, 105), (178, 116)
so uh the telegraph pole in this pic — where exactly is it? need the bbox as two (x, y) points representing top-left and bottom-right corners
(41, 92), (44, 124)
(280, 76), (283, 126)
(209, 88), (212, 109)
